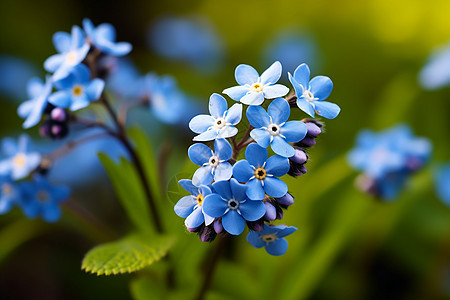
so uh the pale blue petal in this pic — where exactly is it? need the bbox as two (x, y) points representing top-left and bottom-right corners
(235, 64), (259, 85)
(174, 196), (196, 218)
(185, 208), (205, 228)
(70, 97), (90, 111)
(188, 143), (212, 166)
(229, 178), (247, 201)
(217, 126), (238, 139)
(246, 105), (270, 128)
(101, 41), (132, 56)
(277, 226), (298, 238)
(189, 115), (215, 133)
(265, 238), (288, 256)
(223, 86), (250, 101)
(193, 129), (219, 141)
(209, 93), (228, 119)
(48, 91), (71, 108)
(232, 160), (254, 182)
(53, 32), (71, 53)
(96, 23), (116, 42)
(26, 77), (44, 98)
(265, 155), (290, 177)
(293, 63), (310, 89)
(178, 179), (198, 195)
(17, 100), (35, 119)
(214, 162), (232, 182)
(246, 144), (267, 168)
(82, 18), (95, 37)
(85, 78), (105, 101)
(313, 101), (340, 119)
(247, 231), (265, 248)
(203, 212), (215, 226)
(246, 179), (265, 200)
(203, 194), (227, 217)
(260, 61), (282, 85)
(240, 199), (266, 221)
(1, 138), (17, 156)
(263, 84), (289, 99)
(263, 177), (288, 198)
(240, 91), (264, 106)
(71, 26), (85, 49)
(192, 166), (214, 186)
(44, 54), (64, 72)
(215, 138), (232, 161)
(222, 210), (245, 235)
(250, 129), (271, 148)
(72, 64), (91, 83)
(18, 134), (29, 152)
(310, 76), (333, 100)
(281, 121), (308, 143)
(212, 180), (232, 199)
(224, 103), (242, 125)
(268, 98), (290, 124)
(0, 160), (12, 175)
(296, 97), (315, 117)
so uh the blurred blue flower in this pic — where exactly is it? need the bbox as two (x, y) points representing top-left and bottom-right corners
(223, 61), (289, 106)
(188, 139), (233, 186)
(288, 63), (340, 119)
(174, 179), (214, 229)
(348, 125), (432, 199)
(17, 76), (52, 129)
(247, 98), (307, 157)
(189, 93), (242, 141)
(106, 58), (142, 99)
(49, 64), (104, 111)
(435, 163), (450, 206)
(20, 175), (70, 223)
(419, 43), (450, 90)
(83, 18), (132, 56)
(148, 15), (224, 72)
(202, 178), (266, 235)
(0, 135), (41, 180)
(247, 224), (297, 256)
(233, 144), (290, 200)
(44, 26), (90, 80)
(0, 55), (39, 101)
(0, 175), (20, 214)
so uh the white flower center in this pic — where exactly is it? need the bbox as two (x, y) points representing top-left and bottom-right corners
(66, 51), (77, 63)
(1, 183), (13, 196)
(303, 89), (316, 102)
(209, 155), (220, 168)
(267, 123), (280, 136)
(261, 233), (278, 243)
(13, 153), (27, 168)
(227, 198), (240, 210)
(251, 82), (264, 93)
(214, 118), (226, 129)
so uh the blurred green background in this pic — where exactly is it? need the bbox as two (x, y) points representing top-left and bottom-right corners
(1, 0), (450, 299)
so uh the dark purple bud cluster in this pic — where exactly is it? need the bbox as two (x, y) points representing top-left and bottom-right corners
(40, 106), (69, 140)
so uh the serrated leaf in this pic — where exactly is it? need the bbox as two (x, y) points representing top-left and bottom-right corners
(98, 153), (152, 233)
(82, 234), (175, 276)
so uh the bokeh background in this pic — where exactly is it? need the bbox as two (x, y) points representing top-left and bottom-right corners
(1, 0), (450, 299)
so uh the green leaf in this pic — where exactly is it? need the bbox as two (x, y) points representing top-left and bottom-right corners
(82, 233), (175, 276)
(98, 153), (152, 233)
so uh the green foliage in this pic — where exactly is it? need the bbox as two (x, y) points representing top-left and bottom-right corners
(82, 233), (174, 276)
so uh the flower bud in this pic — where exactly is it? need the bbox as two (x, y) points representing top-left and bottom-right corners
(213, 219), (223, 234)
(276, 193), (294, 206)
(186, 226), (199, 232)
(305, 122), (322, 137)
(199, 226), (217, 242)
(50, 108), (67, 122)
(247, 219), (264, 232)
(290, 148), (308, 165)
(264, 202), (277, 221)
(297, 136), (316, 147)
(39, 122), (51, 138)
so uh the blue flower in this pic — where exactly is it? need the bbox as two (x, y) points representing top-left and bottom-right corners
(202, 179), (266, 235)
(233, 144), (290, 200)
(0, 135), (41, 180)
(83, 18), (132, 56)
(189, 139), (233, 186)
(247, 224), (297, 256)
(17, 76), (53, 129)
(223, 61), (289, 106)
(189, 93), (242, 141)
(0, 175), (20, 214)
(435, 163), (450, 206)
(20, 176), (70, 223)
(48, 64), (105, 111)
(419, 43), (450, 90)
(174, 179), (214, 229)
(44, 26), (90, 80)
(247, 98), (307, 157)
(288, 63), (340, 119)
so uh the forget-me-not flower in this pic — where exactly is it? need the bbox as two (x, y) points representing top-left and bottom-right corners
(223, 61), (289, 106)
(202, 178), (266, 235)
(189, 138), (233, 186)
(247, 98), (307, 157)
(20, 176), (70, 223)
(189, 93), (242, 141)
(83, 18), (132, 56)
(49, 64), (105, 111)
(435, 163), (450, 206)
(44, 26), (90, 80)
(174, 179), (214, 229)
(419, 43), (450, 90)
(247, 224), (297, 256)
(0, 175), (19, 214)
(233, 144), (290, 200)
(0, 135), (41, 180)
(288, 63), (340, 119)
(17, 76), (53, 129)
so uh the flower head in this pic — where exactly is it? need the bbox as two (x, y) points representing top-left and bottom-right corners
(83, 18), (132, 56)
(189, 93), (242, 141)
(189, 139), (233, 186)
(233, 144), (290, 200)
(247, 98), (307, 157)
(0, 175), (19, 214)
(223, 61), (289, 105)
(44, 26), (90, 80)
(17, 76), (53, 129)
(0, 135), (41, 180)
(202, 179), (266, 235)
(174, 179), (214, 229)
(49, 64), (105, 111)
(288, 63), (340, 119)
(247, 224), (297, 256)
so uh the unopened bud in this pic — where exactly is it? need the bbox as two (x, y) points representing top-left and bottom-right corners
(276, 193), (294, 206)
(290, 148), (308, 164)
(213, 219), (223, 234)
(50, 108), (67, 122)
(264, 202), (276, 221)
(305, 122), (321, 137)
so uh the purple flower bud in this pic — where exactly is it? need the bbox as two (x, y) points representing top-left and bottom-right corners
(187, 226), (198, 232)
(247, 220), (264, 232)
(406, 157), (423, 172)
(50, 108), (67, 122)
(51, 124), (63, 136)
(299, 136), (316, 147)
(305, 122), (321, 137)
(39, 122), (51, 137)
(276, 209), (283, 220)
(199, 226), (216, 242)
(213, 219), (223, 234)
(264, 202), (277, 221)
(290, 149), (308, 165)
(276, 193), (294, 206)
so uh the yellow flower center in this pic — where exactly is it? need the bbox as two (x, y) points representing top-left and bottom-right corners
(255, 167), (266, 180)
(252, 83), (263, 93)
(196, 194), (204, 206)
(13, 153), (26, 167)
(261, 233), (277, 243)
(2, 183), (13, 196)
(72, 85), (83, 96)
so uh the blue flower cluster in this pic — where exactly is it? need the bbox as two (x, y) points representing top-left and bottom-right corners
(347, 125), (432, 200)
(175, 62), (340, 255)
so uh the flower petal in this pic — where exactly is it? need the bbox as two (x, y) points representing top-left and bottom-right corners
(215, 138), (232, 161)
(280, 121), (308, 143)
(185, 207), (205, 228)
(245, 144), (268, 168)
(313, 100), (340, 119)
(260, 61), (282, 85)
(174, 195), (195, 218)
(240, 92), (264, 106)
(26, 77), (44, 99)
(71, 26), (86, 49)
(209, 93), (228, 119)
(229, 178), (247, 201)
(44, 54), (64, 72)
(246, 179), (265, 200)
(263, 177), (288, 198)
(203, 194), (227, 217)
(232, 160), (254, 183)
(85, 78), (105, 101)
(212, 180), (232, 200)
(265, 238), (288, 256)
(178, 179), (198, 195)
(224, 103), (242, 126)
(247, 231), (265, 248)
(310, 75), (333, 100)
(246, 105), (270, 128)
(265, 154), (290, 177)
(293, 63), (310, 89)
(268, 98), (290, 124)
(70, 97), (90, 111)
(235, 64), (259, 86)
(240, 199), (266, 221)
(189, 115), (215, 134)
(222, 210), (245, 235)
(192, 166), (214, 186)
(48, 91), (71, 108)
(263, 84), (289, 99)
(214, 162), (232, 182)
(188, 143), (212, 166)
(277, 226), (298, 238)
(223, 86), (250, 101)
(217, 126), (238, 139)
(250, 129), (271, 148)
(296, 97), (315, 117)
(193, 129), (219, 142)
(53, 32), (72, 53)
